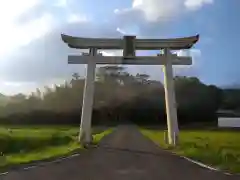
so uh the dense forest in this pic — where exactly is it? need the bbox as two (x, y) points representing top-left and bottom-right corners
(0, 65), (239, 126)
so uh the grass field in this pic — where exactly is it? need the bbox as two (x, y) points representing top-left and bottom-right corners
(140, 128), (240, 174)
(0, 125), (113, 169)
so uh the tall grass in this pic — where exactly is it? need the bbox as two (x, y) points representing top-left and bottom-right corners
(0, 126), (113, 168)
(0, 127), (78, 154)
(140, 129), (240, 174)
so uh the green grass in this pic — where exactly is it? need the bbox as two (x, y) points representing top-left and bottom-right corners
(140, 128), (240, 174)
(0, 126), (113, 169)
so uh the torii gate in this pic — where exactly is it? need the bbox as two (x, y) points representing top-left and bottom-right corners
(61, 34), (199, 146)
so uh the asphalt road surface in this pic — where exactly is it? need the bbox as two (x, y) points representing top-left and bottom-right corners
(1, 125), (239, 180)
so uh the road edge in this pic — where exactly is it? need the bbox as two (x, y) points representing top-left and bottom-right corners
(0, 128), (114, 176)
(139, 130), (240, 177)
(158, 144), (239, 176)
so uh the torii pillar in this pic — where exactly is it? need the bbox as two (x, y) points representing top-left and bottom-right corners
(79, 48), (97, 143)
(163, 48), (179, 144)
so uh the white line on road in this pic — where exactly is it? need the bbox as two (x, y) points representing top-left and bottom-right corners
(151, 141), (238, 176)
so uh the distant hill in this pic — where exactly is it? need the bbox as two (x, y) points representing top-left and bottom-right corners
(221, 84), (240, 90)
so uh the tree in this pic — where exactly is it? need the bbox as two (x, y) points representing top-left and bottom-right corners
(0, 65), (232, 126)
(135, 73), (150, 84)
(96, 65), (125, 84)
(72, 73), (80, 80)
(11, 93), (26, 102)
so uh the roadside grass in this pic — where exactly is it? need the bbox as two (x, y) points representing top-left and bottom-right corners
(140, 128), (240, 174)
(0, 126), (113, 169)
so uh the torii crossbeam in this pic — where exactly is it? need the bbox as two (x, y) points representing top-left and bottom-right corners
(61, 34), (199, 146)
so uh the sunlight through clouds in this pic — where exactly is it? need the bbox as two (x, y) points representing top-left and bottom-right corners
(0, 0), (54, 56)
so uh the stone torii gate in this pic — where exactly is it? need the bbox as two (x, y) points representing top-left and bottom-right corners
(61, 34), (199, 146)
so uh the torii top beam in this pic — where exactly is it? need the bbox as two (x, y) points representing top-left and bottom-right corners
(61, 34), (199, 50)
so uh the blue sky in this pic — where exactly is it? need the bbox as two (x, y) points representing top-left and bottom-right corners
(0, 0), (239, 95)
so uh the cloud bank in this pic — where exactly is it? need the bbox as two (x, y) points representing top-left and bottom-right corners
(0, 0), (213, 94)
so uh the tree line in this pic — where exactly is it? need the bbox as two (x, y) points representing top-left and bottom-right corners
(0, 65), (238, 126)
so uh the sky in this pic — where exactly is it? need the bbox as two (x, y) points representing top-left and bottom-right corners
(0, 0), (239, 95)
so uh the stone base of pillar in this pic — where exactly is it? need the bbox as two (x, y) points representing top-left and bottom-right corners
(173, 132), (179, 146)
(79, 131), (93, 146)
(164, 130), (179, 147)
(175, 135), (179, 145)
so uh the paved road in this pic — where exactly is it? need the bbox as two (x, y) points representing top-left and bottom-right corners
(0, 125), (239, 180)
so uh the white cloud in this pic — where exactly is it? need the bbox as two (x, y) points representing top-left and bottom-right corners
(3, 82), (26, 87)
(189, 49), (202, 57)
(0, 0), (55, 57)
(175, 49), (201, 72)
(0, 81), (39, 95)
(100, 51), (115, 56)
(53, 0), (68, 7)
(0, 0), (90, 58)
(0, 0), (210, 95)
(67, 14), (89, 23)
(184, 0), (214, 10)
(0, 0), (40, 20)
(116, 27), (127, 35)
(0, 79), (70, 95)
(116, 0), (214, 22)
(100, 50), (123, 56)
(177, 49), (201, 57)
(132, 0), (183, 22)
